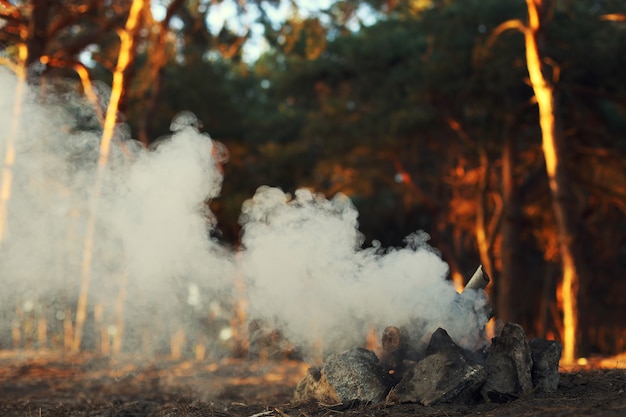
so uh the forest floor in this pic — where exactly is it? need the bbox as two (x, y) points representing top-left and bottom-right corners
(1, 350), (626, 417)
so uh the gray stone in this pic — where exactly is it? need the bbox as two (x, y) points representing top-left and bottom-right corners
(426, 327), (471, 358)
(482, 322), (533, 402)
(387, 328), (486, 405)
(388, 353), (486, 405)
(294, 348), (392, 404)
(529, 338), (562, 392)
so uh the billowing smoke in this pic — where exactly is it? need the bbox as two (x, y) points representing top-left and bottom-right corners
(0, 69), (234, 355)
(0, 68), (488, 358)
(239, 187), (489, 354)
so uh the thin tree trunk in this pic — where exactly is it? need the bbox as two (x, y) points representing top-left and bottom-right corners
(138, 0), (186, 145)
(25, 0), (50, 70)
(445, 118), (501, 293)
(73, 0), (146, 352)
(475, 148), (495, 281)
(523, 0), (586, 363)
(0, 30), (28, 248)
(112, 272), (127, 355)
(498, 127), (523, 323)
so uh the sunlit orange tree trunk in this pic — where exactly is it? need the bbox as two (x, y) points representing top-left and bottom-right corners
(444, 118), (501, 289)
(0, 71), (23, 247)
(0, 21), (28, 249)
(72, 0), (147, 352)
(490, 0), (587, 363)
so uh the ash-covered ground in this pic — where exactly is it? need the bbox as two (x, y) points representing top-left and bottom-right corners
(1, 351), (625, 417)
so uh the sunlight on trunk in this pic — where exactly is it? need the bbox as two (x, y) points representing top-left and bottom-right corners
(170, 328), (186, 360)
(231, 252), (249, 356)
(524, 0), (577, 364)
(559, 263), (577, 363)
(0, 39), (27, 249)
(73, 0), (146, 353)
(475, 149), (495, 282)
(486, 1), (582, 363)
(112, 272), (128, 355)
(74, 62), (105, 125)
(38, 57), (105, 125)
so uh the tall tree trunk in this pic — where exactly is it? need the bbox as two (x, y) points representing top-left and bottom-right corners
(476, 148), (494, 281)
(73, 0), (146, 353)
(444, 118), (501, 293)
(26, 0), (50, 70)
(523, 0), (587, 363)
(498, 132), (523, 324)
(138, 0), (186, 145)
(0, 25), (28, 248)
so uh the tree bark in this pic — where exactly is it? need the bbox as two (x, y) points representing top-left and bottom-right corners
(523, 0), (587, 363)
(444, 118), (500, 293)
(73, 0), (147, 353)
(0, 24), (27, 248)
(475, 147), (496, 282)
(498, 131), (523, 324)
(138, 0), (186, 145)
(26, 0), (50, 69)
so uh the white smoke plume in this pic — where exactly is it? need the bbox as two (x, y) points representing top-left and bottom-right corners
(239, 187), (489, 354)
(0, 68), (489, 358)
(0, 69), (234, 354)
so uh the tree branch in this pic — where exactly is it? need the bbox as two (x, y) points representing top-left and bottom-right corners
(163, 0), (186, 24)
(0, 2), (26, 25)
(47, 0), (100, 40)
(50, 14), (126, 59)
(0, 0), (19, 17)
(0, 56), (19, 73)
(485, 19), (527, 50)
(136, 0), (186, 144)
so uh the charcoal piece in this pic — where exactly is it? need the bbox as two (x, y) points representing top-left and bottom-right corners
(294, 348), (392, 404)
(387, 328), (486, 405)
(529, 338), (562, 392)
(482, 322), (533, 402)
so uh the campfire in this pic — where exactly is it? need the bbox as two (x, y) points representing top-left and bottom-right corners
(294, 266), (562, 406)
(2, 69), (626, 417)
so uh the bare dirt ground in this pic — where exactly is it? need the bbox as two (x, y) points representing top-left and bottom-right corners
(1, 351), (626, 417)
